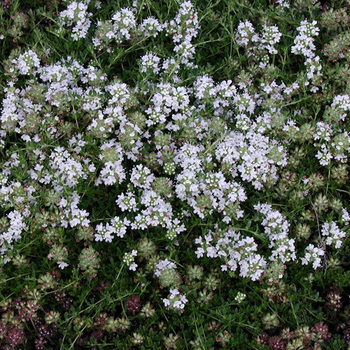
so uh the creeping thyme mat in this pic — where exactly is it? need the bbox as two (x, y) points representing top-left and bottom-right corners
(1, 0), (350, 348)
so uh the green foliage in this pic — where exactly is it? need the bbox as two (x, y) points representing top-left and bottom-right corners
(1, 0), (350, 348)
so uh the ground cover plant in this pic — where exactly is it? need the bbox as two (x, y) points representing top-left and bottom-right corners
(1, 0), (350, 348)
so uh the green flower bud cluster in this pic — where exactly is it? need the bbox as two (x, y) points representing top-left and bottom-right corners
(331, 132), (349, 154)
(44, 189), (61, 208)
(106, 316), (131, 332)
(94, 21), (115, 49)
(195, 194), (212, 216)
(330, 198), (343, 212)
(323, 32), (350, 63)
(119, 124), (140, 151)
(298, 123), (314, 141)
(154, 131), (171, 148)
(296, 223), (311, 240)
(152, 177), (173, 198)
(314, 193), (329, 214)
(187, 265), (203, 281)
(137, 238), (157, 259)
(320, 8), (349, 32)
(163, 162), (176, 175)
(38, 273), (56, 290)
(262, 312), (279, 329)
(209, 117), (227, 138)
(129, 111), (146, 129)
(88, 116), (113, 139)
(159, 268), (181, 288)
(235, 291), (246, 303)
(45, 310), (61, 324)
(47, 244), (69, 269)
(140, 302), (156, 318)
(78, 246), (100, 278)
(204, 274), (220, 291)
(331, 164), (348, 184)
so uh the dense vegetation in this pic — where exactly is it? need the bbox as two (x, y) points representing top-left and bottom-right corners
(1, 0), (350, 348)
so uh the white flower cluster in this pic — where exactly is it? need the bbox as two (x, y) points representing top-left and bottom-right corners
(166, 218), (186, 240)
(49, 147), (90, 188)
(96, 140), (126, 186)
(331, 94), (350, 121)
(313, 121), (333, 165)
(39, 58), (86, 108)
(140, 53), (161, 74)
(260, 25), (282, 55)
(164, 1), (200, 68)
(59, 1), (92, 40)
(111, 8), (137, 42)
(215, 130), (287, 190)
(106, 80), (133, 107)
(275, 0), (290, 8)
(174, 144), (248, 221)
(235, 20), (260, 47)
(92, 9), (163, 50)
(300, 244), (325, 270)
(341, 208), (350, 222)
(315, 145), (333, 166)
(140, 17), (164, 38)
(0, 211), (27, 263)
(154, 258), (177, 277)
(162, 288), (188, 311)
(116, 192), (138, 212)
(146, 83), (190, 126)
(321, 221), (346, 249)
(235, 21), (282, 67)
(123, 250), (138, 271)
(195, 227), (267, 281)
(313, 96), (350, 166)
(95, 217), (130, 242)
(0, 171), (35, 209)
(130, 164), (156, 189)
(60, 192), (90, 229)
(193, 74), (215, 100)
(254, 203), (296, 264)
(213, 80), (238, 115)
(68, 207), (90, 228)
(291, 20), (319, 58)
(290, 20), (323, 95)
(300, 221), (346, 269)
(305, 56), (322, 85)
(313, 122), (333, 142)
(12, 49), (40, 75)
(90, 0), (199, 68)
(135, 189), (173, 229)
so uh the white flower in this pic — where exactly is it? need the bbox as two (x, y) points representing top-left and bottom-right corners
(140, 53), (161, 74)
(155, 259), (176, 277)
(13, 50), (40, 75)
(58, 261), (69, 269)
(140, 17), (163, 37)
(235, 20), (259, 47)
(301, 244), (325, 269)
(322, 222), (346, 249)
(59, 1), (92, 40)
(291, 20), (319, 58)
(342, 208), (350, 221)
